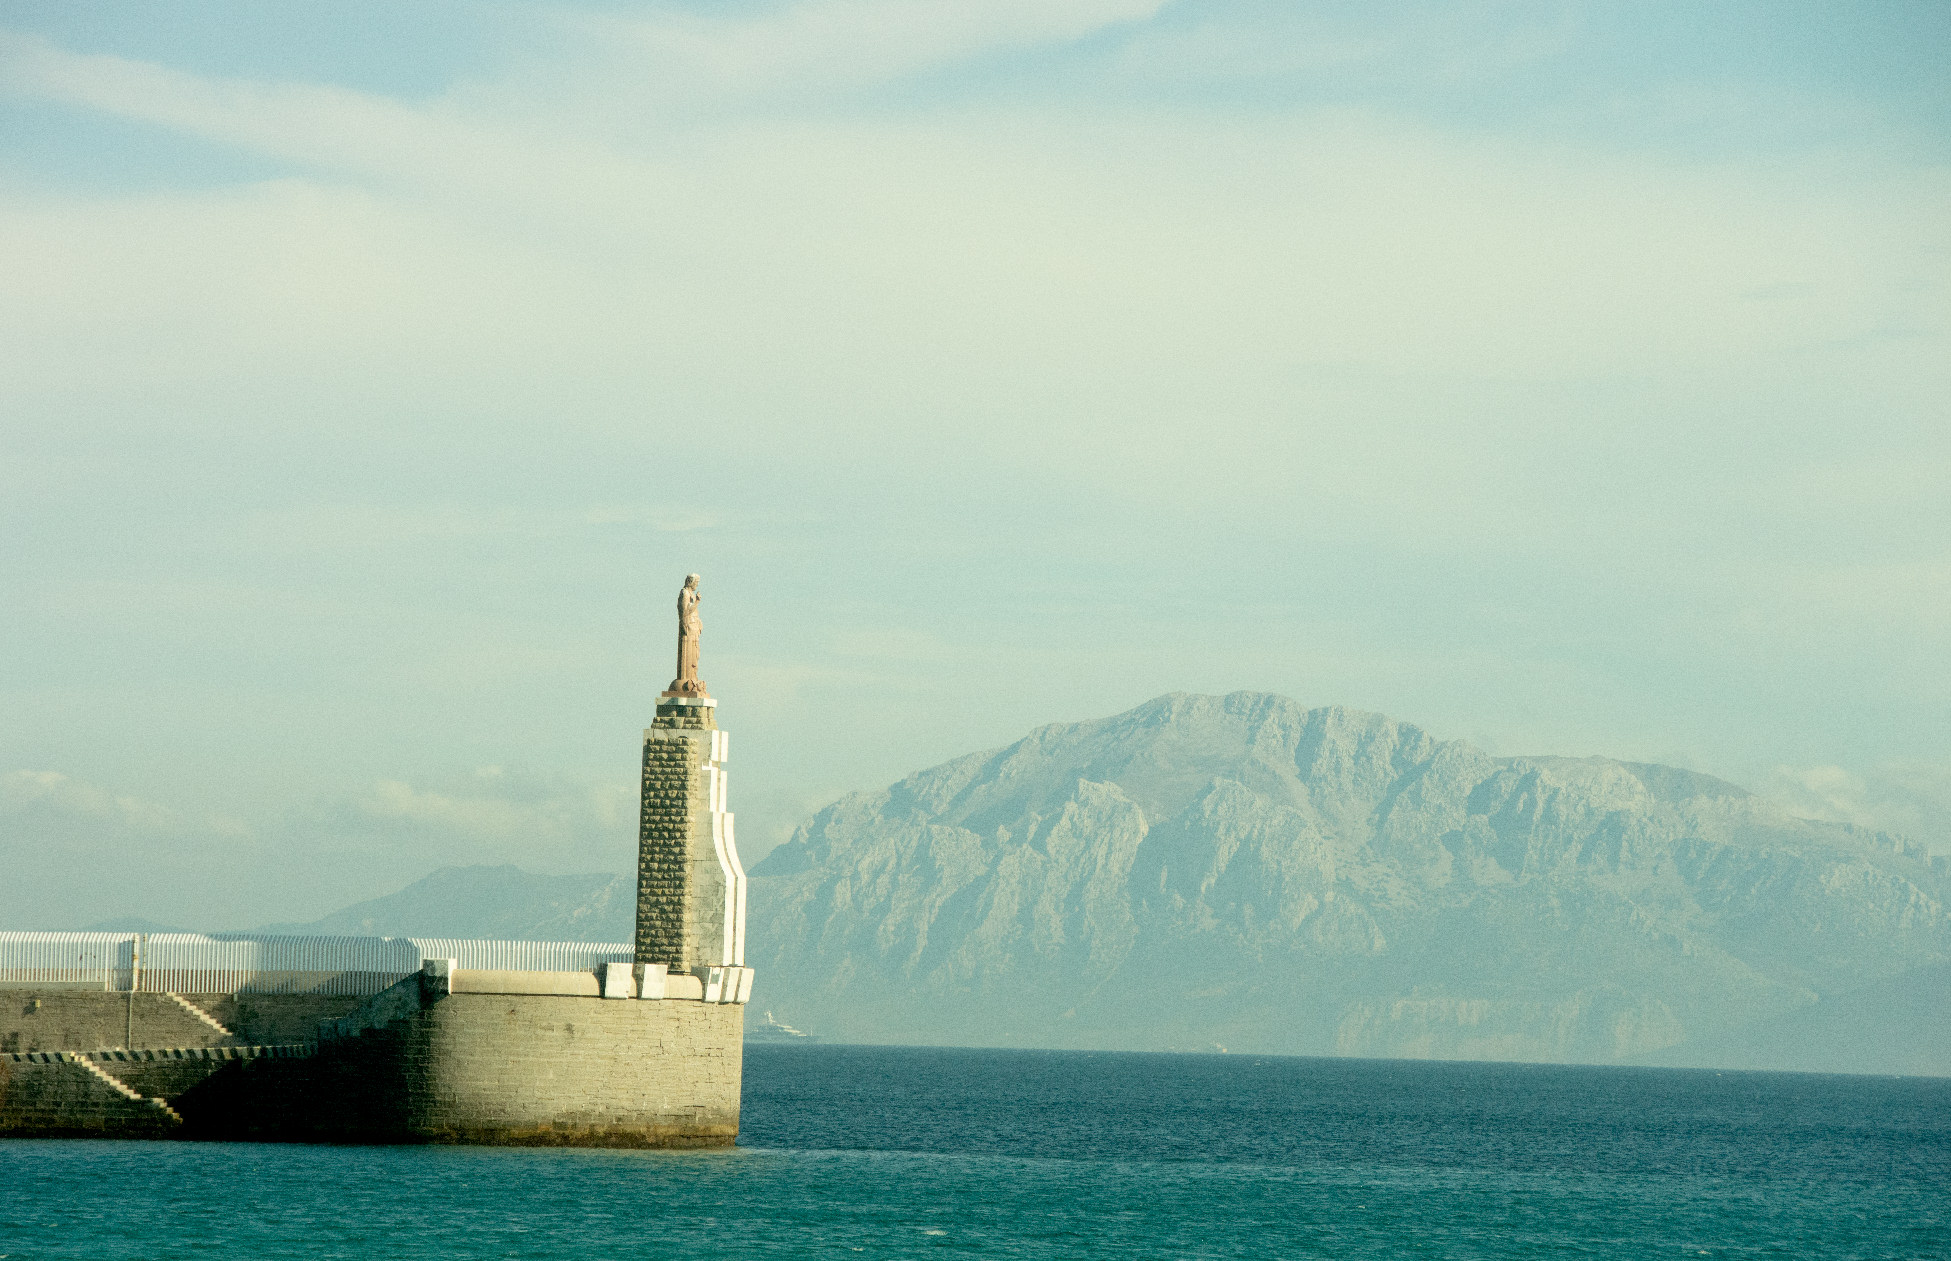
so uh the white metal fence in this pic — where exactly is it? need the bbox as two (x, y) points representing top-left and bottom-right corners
(0, 932), (131, 989)
(0, 932), (632, 996)
(407, 939), (635, 975)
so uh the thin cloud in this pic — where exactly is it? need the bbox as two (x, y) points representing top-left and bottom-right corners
(565, 0), (1169, 108)
(0, 768), (230, 837)
(0, 763), (636, 928)
(1761, 761), (1951, 855)
(0, 770), (256, 927)
(0, 30), (651, 209)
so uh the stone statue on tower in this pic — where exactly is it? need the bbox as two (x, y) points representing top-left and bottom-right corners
(664, 573), (709, 698)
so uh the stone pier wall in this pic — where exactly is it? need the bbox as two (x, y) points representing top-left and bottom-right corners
(0, 1056), (180, 1138)
(391, 992), (742, 1145)
(187, 983), (744, 1147)
(1, 976), (744, 1147)
(0, 990), (362, 1054)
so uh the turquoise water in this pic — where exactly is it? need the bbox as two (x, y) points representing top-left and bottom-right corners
(3, 1046), (1946, 1258)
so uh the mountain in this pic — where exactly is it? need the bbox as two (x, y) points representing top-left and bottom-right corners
(256, 864), (631, 941)
(81, 917), (195, 933)
(1634, 963), (1951, 1076)
(744, 692), (1950, 1072)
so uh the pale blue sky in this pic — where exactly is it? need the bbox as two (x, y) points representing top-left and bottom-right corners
(2, 1), (1947, 927)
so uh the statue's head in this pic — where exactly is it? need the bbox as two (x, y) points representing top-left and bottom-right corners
(684, 573), (700, 588)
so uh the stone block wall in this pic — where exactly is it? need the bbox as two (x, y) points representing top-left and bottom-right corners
(637, 698), (746, 974)
(182, 987), (743, 1147)
(651, 697), (715, 732)
(0, 990), (367, 1054)
(402, 993), (743, 1145)
(1, 991), (229, 1054)
(1, 981), (743, 1147)
(197, 993), (368, 1044)
(0, 1057), (179, 1138)
(90, 1056), (230, 1101)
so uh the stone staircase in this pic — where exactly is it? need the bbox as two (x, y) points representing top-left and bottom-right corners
(2, 1045), (313, 1138)
(163, 992), (236, 1039)
(72, 1054), (184, 1123)
(1, 1051), (182, 1134)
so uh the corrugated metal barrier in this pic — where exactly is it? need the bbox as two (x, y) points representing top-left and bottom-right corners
(0, 932), (632, 996)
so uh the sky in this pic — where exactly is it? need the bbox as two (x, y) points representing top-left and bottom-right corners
(1, 0), (1947, 929)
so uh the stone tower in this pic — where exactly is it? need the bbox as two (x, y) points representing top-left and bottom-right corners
(635, 575), (749, 994)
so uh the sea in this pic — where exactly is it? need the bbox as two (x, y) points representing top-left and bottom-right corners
(2, 1046), (1946, 1259)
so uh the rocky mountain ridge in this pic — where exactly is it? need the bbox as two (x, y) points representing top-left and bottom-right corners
(745, 692), (1948, 1070)
(254, 865), (629, 941)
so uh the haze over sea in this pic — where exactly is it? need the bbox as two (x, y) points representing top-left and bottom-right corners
(4, 1047), (1945, 1259)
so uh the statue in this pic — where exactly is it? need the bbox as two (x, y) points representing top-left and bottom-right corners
(663, 573), (709, 698)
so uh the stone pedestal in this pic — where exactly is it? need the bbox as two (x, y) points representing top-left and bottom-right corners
(635, 697), (747, 978)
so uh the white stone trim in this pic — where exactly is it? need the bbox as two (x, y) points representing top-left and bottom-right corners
(446, 969), (600, 997)
(600, 961), (635, 999)
(703, 731), (747, 970)
(726, 813), (746, 967)
(689, 964), (753, 1004)
(709, 809), (737, 967)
